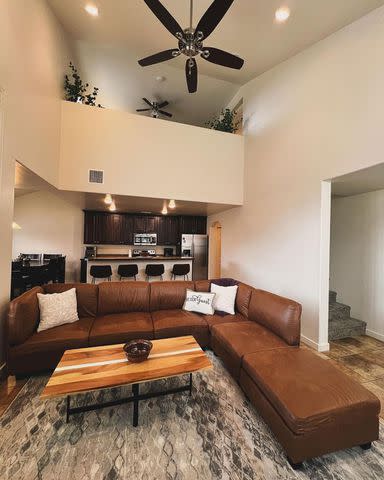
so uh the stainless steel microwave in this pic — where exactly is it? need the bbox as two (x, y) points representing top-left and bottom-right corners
(134, 233), (157, 246)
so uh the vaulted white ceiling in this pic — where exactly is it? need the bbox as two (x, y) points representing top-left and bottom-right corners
(48, 0), (384, 125)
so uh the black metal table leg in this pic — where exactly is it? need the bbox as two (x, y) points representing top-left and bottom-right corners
(66, 396), (70, 423)
(189, 373), (193, 396)
(132, 384), (139, 427)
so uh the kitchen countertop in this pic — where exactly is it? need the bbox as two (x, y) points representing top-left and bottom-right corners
(84, 255), (194, 261)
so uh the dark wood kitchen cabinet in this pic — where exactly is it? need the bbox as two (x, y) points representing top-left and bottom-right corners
(157, 216), (179, 245)
(179, 216), (207, 235)
(84, 211), (206, 245)
(84, 211), (133, 244)
(133, 216), (156, 234)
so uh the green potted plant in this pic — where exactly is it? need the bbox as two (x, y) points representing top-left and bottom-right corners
(64, 62), (103, 107)
(206, 108), (239, 133)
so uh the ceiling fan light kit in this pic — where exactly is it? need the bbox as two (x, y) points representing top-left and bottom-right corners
(136, 97), (173, 118)
(138, 0), (244, 93)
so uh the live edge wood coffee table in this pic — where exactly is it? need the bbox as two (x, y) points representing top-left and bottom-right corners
(41, 336), (212, 426)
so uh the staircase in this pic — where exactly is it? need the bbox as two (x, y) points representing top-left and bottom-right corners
(328, 291), (366, 340)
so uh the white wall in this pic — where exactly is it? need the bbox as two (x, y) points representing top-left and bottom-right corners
(13, 191), (85, 283)
(208, 6), (384, 350)
(59, 101), (244, 206)
(330, 190), (384, 341)
(0, 0), (72, 365)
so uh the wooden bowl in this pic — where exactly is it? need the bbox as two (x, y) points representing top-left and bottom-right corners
(123, 339), (153, 363)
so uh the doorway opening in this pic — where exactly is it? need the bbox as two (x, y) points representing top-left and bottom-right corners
(321, 164), (384, 391)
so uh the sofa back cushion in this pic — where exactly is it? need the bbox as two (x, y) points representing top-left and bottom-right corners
(248, 289), (301, 346)
(98, 282), (150, 315)
(44, 283), (98, 318)
(194, 279), (252, 318)
(7, 287), (43, 346)
(150, 281), (195, 311)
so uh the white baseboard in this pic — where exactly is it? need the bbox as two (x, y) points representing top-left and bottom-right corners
(300, 335), (330, 352)
(366, 329), (384, 343)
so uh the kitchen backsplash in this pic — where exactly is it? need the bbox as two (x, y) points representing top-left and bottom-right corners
(96, 245), (175, 255)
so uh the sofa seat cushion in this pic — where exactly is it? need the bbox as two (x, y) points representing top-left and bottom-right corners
(10, 317), (94, 354)
(152, 309), (209, 347)
(211, 321), (290, 379)
(205, 313), (246, 330)
(242, 348), (381, 436)
(89, 312), (154, 346)
(8, 317), (94, 375)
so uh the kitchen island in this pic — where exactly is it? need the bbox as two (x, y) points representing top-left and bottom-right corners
(81, 255), (194, 282)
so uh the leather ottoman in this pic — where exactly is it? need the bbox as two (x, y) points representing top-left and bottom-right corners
(239, 348), (380, 466)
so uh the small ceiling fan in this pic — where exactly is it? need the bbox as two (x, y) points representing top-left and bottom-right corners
(138, 0), (244, 93)
(136, 98), (173, 118)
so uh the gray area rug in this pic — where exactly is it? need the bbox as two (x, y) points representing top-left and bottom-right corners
(1, 352), (384, 480)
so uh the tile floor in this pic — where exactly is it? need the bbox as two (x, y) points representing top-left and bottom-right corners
(0, 335), (383, 419)
(303, 335), (384, 419)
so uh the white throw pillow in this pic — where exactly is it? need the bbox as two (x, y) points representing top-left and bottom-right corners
(37, 288), (79, 332)
(210, 284), (238, 315)
(183, 289), (216, 315)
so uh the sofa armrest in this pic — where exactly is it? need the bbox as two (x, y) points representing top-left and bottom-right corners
(248, 289), (302, 346)
(7, 287), (43, 346)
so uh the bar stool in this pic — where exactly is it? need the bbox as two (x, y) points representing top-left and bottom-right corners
(90, 265), (112, 283)
(171, 264), (190, 281)
(118, 264), (138, 281)
(145, 264), (165, 281)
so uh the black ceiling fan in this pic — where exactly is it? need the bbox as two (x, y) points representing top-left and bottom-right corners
(138, 0), (244, 94)
(136, 97), (173, 118)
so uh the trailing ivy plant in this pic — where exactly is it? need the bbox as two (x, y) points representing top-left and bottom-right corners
(206, 108), (239, 133)
(64, 62), (103, 107)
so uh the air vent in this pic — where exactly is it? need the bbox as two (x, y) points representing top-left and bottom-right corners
(89, 169), (104, 184)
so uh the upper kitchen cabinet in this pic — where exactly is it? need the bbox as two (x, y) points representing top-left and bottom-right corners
(84, 211), (206, 245)
(157, 216), (180, 245)
(84, 211), (133, 244)
(179, 216), (207, 235)
(133, 216), (156, 234)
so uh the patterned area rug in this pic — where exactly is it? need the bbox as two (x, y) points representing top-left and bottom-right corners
(1, 352), (384, 480)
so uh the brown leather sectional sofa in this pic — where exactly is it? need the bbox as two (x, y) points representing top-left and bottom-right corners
(6, 279), (380, 467)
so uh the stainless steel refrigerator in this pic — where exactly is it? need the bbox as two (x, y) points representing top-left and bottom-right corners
(181, 234), (208, 280)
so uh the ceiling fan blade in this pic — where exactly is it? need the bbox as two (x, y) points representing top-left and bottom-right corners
(138, 49), (180, 67)
(202, 47), (244, 69)
(142, 98), (153, 107)
(195, 0), (234, 40)
(157, 100), (169, 109)
(159, 110), (173, 118)
(144, 0), (184, 39)
(185, 58), (198, 93)
(136, 108), (151, 112)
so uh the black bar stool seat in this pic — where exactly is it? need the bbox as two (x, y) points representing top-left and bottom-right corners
(118, 264), (138, 281)
(90, 265), (112, 283)
(171, 264), (190, 281)
(145, 264), (165, 281)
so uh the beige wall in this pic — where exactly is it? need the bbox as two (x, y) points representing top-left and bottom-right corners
(0, 0), (72, 366)
(59, 101), (244, 206)
(330, 191), (384, 341)
(13, 191), (85, 283)
(209, 6), (384, 350)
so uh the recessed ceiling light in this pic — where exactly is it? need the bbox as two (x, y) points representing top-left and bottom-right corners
(275, 7), (290, 23)
(104, 193), (112, 205)
(109, 201), (116, 212)
(168, 199), (176, 209)
(84, 4), (99, 16)
(155, 76), (166, 82)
